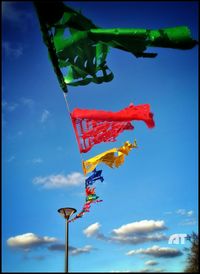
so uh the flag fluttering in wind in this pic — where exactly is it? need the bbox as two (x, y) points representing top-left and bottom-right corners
(85, 169), (104, 187)
(82, 140), (137, 175)
(68, 170), (103, 223)
(34, 2), (197, 91)
(71, 103), (154, 153)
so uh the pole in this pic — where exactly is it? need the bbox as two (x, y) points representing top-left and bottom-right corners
(57, 208), (76, 273)
(65, 220), (69, 273)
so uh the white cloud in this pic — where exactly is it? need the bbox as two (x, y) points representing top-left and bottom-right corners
(83, 220), (167, 245)
(110, 268), (164, 273)
(187, 211), (194, 217)
(145, 260), (158, 266)
(32, 158), (43, 164)
(40, 109), (50, 123)
(176, 209), (194, 217)
(110, 233), (167, 245)
(83, 223), (101, 237)
(7, 233), (57, 250)
(70, 245), (93, 256)
(112, 220), (166, 236)
(3, 41), (23, 58)
(33, 172), (85, 189)
(126, 245), (183, 258)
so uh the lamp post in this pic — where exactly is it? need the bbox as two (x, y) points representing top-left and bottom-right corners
(58, 207), (77, 273)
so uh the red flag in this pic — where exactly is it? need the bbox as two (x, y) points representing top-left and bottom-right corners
(71, 103), (155, 153)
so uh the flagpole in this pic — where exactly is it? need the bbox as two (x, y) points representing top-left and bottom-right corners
(65, 219), (69, 272)
(58, 207), (77, 273)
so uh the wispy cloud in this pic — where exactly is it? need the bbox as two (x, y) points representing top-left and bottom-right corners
(48, 243), (94, 256)
(3, 41), (23, 58)
(110, 268), (164, 273)
(2, 100), (18, 112)
(70, 245), (94, 256)
(33, 172), (85, 189)
(164, 209), (194, 218)
(145, 260), (158, 266)
(32, 158), (43, 164)
(7, 233), (57, 251)
(137, 267), (165, 273)
(83, 220), (168, 245)
(20, 97), (35, 109)
(40, 110), (50, 123)
(176, 209), (193, 217)
(126, 245), (183, 258)
(179, 219), (197, 226)
(110, 233), (167, 245)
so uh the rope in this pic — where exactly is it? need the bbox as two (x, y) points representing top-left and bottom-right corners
(62, 92), (85, 174)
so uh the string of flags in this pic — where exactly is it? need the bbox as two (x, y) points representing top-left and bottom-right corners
(69, 141), (138, 221)
(34, 2), (197, 223)
(68, 169), (104, 223)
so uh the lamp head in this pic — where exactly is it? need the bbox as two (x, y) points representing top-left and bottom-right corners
(58, 207), (77, 220)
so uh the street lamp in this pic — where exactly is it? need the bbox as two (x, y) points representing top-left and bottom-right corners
(58, 207), (77, 273)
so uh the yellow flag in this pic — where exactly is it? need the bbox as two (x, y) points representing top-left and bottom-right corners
(82, 140), (137, 175)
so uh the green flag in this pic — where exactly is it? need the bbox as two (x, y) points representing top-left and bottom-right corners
(34, 2), (197, 91)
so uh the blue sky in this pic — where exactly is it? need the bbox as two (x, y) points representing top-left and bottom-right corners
(2, 1), (198, 272)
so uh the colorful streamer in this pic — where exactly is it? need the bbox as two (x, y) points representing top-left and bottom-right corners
(82, 140), (137, 175)
(68, 169), (104, 223)
(71, 103), (153, 153)
(85, 169), (104, 187)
